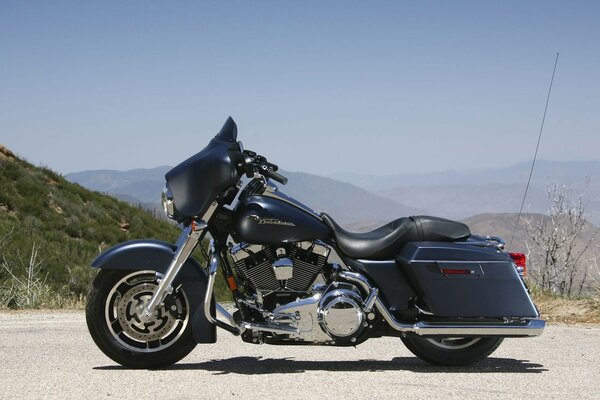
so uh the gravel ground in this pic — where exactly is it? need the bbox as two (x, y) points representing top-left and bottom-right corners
(1, 311), (599, 400)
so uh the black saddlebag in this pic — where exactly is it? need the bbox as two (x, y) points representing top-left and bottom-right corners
(395, 242), (538, 318)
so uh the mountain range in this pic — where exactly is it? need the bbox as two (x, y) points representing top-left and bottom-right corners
(67, 159), (600, 226)
(66, 168), (425, 228)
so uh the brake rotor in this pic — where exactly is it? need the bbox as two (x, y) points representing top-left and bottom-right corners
(116, 283), (177, 342)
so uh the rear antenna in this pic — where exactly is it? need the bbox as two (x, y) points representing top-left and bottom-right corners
(508, 52), (560, 250)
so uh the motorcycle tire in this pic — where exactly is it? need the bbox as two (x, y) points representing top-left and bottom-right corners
(86, 269), (197, 369)
(401, 336), (503, 366)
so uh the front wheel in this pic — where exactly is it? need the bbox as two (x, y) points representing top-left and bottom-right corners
(401, 336), (503, 366)
(86, 269), (197, 369)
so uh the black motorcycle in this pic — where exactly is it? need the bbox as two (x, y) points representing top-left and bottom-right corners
(86, 117), (544, 368)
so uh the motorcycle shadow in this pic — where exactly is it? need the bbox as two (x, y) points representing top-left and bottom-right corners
(96, 357), (547, 374)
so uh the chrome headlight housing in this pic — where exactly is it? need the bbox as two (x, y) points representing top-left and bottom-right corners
(161, 184), (175, 219)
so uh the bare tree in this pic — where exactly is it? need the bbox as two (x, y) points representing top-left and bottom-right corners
(588, 257), (600, 295)
(525, 181), (598, 297)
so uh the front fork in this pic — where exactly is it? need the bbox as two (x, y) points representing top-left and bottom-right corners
(141, 220), (207, 320)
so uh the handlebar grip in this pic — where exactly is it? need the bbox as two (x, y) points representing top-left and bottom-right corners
(263, 168), (288, 185)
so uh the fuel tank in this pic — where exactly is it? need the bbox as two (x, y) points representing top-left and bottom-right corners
(233, 195), (331, 245)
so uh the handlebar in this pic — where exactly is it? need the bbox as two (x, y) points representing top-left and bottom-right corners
(260, 165), (288, 185)
(241, 150), (288, 185)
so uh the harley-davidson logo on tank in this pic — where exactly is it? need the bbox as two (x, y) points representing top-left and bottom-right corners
(248, 214), (296, 227)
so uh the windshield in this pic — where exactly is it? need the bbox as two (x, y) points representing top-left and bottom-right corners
(215, 116), (237, 143)
(165, 117), (242, 221)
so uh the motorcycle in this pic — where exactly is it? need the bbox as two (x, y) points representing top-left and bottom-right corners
(86, 117), (545, 368)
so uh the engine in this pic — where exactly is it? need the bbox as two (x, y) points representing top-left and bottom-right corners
(231, 241), (373, 344)
(231, 241), (329, 308)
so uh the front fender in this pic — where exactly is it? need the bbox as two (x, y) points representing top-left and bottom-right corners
(92, 239), (216, 344)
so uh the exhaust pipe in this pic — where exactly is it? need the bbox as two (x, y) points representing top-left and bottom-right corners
(339, 271), (545, 338)
(375, 297), (545, 337)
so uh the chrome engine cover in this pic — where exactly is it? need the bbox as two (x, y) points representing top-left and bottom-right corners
(270, 282), (366, 344)
(318, 285), (365, 340)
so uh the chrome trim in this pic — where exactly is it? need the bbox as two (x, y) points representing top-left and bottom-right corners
(401, 260), (509, 264)
(298, 240), (330, 258)
(426, 337), (481, 349)
(318, 288), (364, 338)
(241, 322), (299, 335)
(485, 236), (506, 250)
(338, 271), (371, 293)
(141, 221), (206, 320)
(412, 318), (546, 337)
(161, 184), (175, 219)
(229, 243), (264, 262)
(363, 287), (378, 313)
(263, 184), (323, 220)
(202, 200), (219, 222)
(203, 242), (243, 335)
(414, 303), (434, 316)
(272, 257), (294, 280)
(215, 303), (236, 326)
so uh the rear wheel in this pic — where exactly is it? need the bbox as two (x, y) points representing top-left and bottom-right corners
(401, 335), (503, 366)
(86, 269), (196, 369)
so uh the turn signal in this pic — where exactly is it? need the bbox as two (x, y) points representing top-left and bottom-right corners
(509, 252), (527, 277)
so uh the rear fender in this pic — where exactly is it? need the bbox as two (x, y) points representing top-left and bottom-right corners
(92, 239), (216, 344)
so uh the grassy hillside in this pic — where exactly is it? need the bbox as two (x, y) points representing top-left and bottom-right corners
(0, 145), (227, 308)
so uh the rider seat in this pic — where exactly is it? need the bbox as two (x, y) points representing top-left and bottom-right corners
(321, 214), (470, 260)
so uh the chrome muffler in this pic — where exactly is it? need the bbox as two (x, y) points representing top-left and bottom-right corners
(375, 297), (545, 337)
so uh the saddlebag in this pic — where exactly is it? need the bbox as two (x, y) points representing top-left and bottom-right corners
(395, 242), (538, 318)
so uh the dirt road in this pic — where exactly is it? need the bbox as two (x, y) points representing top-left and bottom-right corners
(1, 311), (599, 399)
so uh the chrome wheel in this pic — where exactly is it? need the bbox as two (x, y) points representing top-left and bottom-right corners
(426, 337), (481, 350)
(105, 271), (189, 353)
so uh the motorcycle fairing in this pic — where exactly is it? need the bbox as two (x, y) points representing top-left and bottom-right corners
(91, 239), (216, 343)
(165, 117), (242, 221)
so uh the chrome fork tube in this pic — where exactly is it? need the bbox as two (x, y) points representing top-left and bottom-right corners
(202, 242), (218, 324)
(141, 221), (207, 320)
(203, 241), (242, 335)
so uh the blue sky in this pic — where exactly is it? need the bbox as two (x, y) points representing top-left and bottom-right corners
(1, 1), (599, 175)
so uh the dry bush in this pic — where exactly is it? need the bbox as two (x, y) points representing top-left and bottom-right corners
(525, 182), (599, 297)
(0, 229), (55, 308)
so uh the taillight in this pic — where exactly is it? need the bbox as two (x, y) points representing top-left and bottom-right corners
(509, 252), (527, 277)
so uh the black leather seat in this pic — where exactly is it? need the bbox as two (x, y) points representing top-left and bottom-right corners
(321, 214), (470, 260)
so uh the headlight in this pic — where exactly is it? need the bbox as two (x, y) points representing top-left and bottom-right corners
(161, 184), (175, 219)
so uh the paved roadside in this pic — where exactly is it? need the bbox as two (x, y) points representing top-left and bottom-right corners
(1, 311), (599, 399)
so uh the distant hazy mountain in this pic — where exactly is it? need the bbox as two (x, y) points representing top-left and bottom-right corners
(66, 168), (425, 227)
(379, 183), (551, 221)
(67, 166), (170, 203)
(278, 171), (424, 227)
(333, 160), (600, 225)
(331, 160), (600, 189)
(67, 159), (600, 226)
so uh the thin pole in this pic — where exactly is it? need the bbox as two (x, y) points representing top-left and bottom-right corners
(508, 52), (560, 250)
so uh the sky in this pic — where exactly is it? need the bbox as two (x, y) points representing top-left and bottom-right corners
(1, 1), (599, 176)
